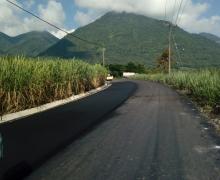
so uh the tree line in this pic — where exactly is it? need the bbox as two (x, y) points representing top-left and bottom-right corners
(107, 49), (177, 77)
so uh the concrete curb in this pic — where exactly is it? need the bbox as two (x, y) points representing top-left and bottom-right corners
(0, 83), (111, 124)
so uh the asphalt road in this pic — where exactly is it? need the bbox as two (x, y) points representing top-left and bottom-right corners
(24, 80), (220, 180)
(0, 81), (136, 180)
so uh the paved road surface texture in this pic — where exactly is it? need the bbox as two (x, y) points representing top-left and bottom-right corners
(27, 80), (220, 180)
(0, 81), (136, 180)
(3, 80), (220, 180)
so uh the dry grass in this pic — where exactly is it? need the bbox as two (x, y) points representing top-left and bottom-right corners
(132, 69), (220, 112)
(0, 56), (107, 116)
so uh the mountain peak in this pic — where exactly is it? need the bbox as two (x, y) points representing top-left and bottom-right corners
(0, 32), (11, 39)
(34, 13), (220, 67)
(0, 31), (59, 56)
(0, 12), (219, 67)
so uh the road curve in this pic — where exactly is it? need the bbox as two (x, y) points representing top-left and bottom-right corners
(0, 81), (136, 180)
(25, 80), (220, 180)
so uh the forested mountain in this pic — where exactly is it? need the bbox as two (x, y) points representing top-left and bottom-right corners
(0, 31), (58, 57)
(200, 32), (220, 44)
(41, 12), (220, 67)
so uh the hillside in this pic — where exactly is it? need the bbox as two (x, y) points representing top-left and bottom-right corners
(0, 32), (13, 53)
(0, 31), (58, 57)
(41, 12), (220, 67)
(200, 32), (220, 44)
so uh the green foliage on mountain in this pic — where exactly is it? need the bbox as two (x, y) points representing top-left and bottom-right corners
(41, 12), (170, 66)
(41, 12), (220, 68)
(0, 32), (12, 53)
(42, 12), (220, 67)
(173, 31), (220, 67)
(200, 32), (220, 44)
(0, 31), (58, 56)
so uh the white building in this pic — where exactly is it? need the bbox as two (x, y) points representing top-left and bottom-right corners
(123, 72), (136, 78)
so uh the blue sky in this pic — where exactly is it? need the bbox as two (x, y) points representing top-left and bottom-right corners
(195, 0), (220, 16)
(1, 0), (220, 38)
(19, 0), (79, 29)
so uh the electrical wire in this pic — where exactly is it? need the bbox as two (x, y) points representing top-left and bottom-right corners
(171, 0), (186, 68)
(164, 0), (168, 21)
(171, 0), (178, 25)
(6, 0), (187, 68)
(167, 0), (185, 69)
(172, 34), (183, 67)
(177, 0), (190, 25)
(5, 0), (102, 47)
(174, 0), (184, 26)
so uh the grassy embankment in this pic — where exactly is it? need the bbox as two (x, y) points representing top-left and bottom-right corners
(132, 70), (220, 114)
(0, 56), (107, 116)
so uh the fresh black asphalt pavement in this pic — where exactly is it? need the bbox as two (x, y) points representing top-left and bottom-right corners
(1, 80), (220, 180)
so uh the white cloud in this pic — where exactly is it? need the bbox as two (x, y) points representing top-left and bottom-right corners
(51, 29), (75, 39)
(1, 0), (220, 37)
(38, 1), (66, 27)
(74, 0), (184, 20)
(178, 2), (220, 35)
(74, 0), (220, 36)
(0, 0), (67, 37)
(74, 11), (93, 26)
(74, 10), (102, 26)
(0, 0), (25, 35)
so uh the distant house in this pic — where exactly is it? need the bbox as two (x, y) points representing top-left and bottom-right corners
(123, 72), (136, 78)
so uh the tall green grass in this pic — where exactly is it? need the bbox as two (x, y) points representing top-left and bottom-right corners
(0, 56), (107, 116)
(132, 69), (220, 110)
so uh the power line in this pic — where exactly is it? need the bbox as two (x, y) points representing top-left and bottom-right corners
(171, 0), (178, 24)
(5, 0), (102, 47)
(172, 33), (183, 67)
(169, 0), (184, 31)
(164, 0), (168, 21)
(177, 0), (190, 25)
(170, 0), (185, 70)
(174, 0), (184, 26)
(167, 0), (185, 74)
(6, 0), (186, 68)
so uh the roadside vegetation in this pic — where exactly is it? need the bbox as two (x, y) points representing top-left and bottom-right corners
(0, 56), (107, 116)
(107, 62), (148, 77)
(132, 69), (220, 114)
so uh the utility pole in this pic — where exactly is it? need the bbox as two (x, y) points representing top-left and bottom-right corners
(168, 24), (172, 75)
(102, 48), (106, 66)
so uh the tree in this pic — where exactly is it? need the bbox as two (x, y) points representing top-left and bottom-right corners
(126, 62), (137, 72)
(157, 49), (169, 73)
(126, 62), (147, 73)
(157, 49), (175, 73)
(107, 62), (147, 77)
